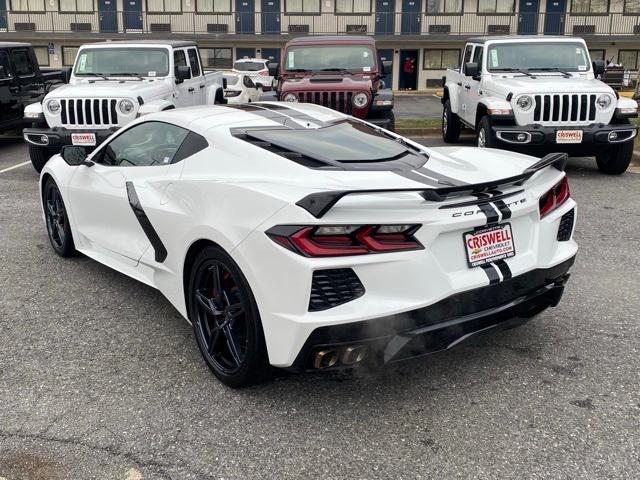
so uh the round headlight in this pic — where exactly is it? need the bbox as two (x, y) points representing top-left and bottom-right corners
(282, 93), (298, 102)
(596, 94), (612, 110)
(46, 99), (61, 114)
(118, 99), (135, 114)
(353, 91), (368, 109)
(516, 95), (533, 111)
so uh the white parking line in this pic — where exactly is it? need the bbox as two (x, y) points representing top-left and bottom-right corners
(0, 161), (30, 174)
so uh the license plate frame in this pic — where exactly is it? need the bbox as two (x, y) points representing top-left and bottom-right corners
(555, 129), (583, 144)
(463, 223), (516, 268)
(71, 133), (97, 146)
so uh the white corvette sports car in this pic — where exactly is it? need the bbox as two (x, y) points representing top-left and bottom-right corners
(40, 103), (578, 387)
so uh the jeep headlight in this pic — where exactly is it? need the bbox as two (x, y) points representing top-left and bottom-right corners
(353, 91), (369, 108)
(516, 95), (533, 111)
(282, 93), (298, 102)
(118, 99), (135, 114)
(46, 99), (61, 115)
(596, 94), (612, 110)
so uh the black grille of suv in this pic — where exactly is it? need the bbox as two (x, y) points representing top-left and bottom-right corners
(296, 91), (354, 115)
(309, 268), (365, 311)
(557, 209), (575, 241)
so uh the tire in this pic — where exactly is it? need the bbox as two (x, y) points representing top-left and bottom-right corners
(43, 177), (76, 257)
(596, 141), (634, 175)
(29, 144), (57, 173)
(442, 100), (461, 143)
(477, 116), (497, 148)
(384, 110), (396, 132)
(188, 245), (270, 388)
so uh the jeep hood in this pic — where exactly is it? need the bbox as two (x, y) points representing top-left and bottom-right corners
(281, 75), (374, 92)
(484, 75), (613, 96)
(46, 80), (171, 99)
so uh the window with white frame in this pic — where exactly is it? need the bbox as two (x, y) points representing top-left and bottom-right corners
(62, 47), (79, 66)
(199, 47), (232, 68)
(10, 0), (45, 11)
(423, 49), (460, 69)
(478, 0), (514, 13)
(285, 0), (320, 13)
(619, 50), (639, 70)
(570, 0), (608, 13)
(196, 0), (232, 11)
(335, 0), (371, 13)
(33, 46), (49, 66)
(588, 49), (605, 61)
(426, 0), (463, 13)
(623, 0), (640, 12)
(147, 0), (181, 12)
(59, 0), (94, 12)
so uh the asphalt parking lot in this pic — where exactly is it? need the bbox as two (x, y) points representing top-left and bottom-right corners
(1, 137), (639, 479)
(394, 94), (442, 119)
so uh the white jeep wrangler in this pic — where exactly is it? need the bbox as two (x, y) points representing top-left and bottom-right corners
(442, 36), (638, 174)
(23, 40), (225, 172)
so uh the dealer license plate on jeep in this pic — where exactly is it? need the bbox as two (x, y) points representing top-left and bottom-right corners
(71, 133), (96, 146)
(463, 223), (515, 268)
(556, 130), (583, 144)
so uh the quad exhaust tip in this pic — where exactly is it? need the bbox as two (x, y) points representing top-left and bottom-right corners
(312, 345), (368, 370)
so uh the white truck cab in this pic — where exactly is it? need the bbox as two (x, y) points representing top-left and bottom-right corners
(442, 36), (638, 174)
(23, 40), (225, 172)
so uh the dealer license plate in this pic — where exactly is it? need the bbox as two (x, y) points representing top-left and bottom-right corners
(556, 130), (583, 144)
(71, 133), (96, 146)
(463, 223), (516, 268)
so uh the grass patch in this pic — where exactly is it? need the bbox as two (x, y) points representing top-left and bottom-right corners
(396, 118), (441, 130)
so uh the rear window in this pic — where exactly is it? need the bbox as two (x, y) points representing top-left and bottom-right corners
(223, 74), (239, 85)
(241, 121), (425, 167)
(234, 61), (266, 72)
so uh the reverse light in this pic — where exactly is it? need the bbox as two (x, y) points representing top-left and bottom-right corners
(539, 176), (570, 219)
(266, 224), (423, 257)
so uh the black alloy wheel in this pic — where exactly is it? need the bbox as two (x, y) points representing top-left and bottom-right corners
(189, 246), (268, 387)
(44, 178), (76, 257)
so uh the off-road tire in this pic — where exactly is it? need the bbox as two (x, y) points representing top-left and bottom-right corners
(29, 144), (57, 173)
(596, 141), (634, 175)
(442, 100), (461, 143)
(477, 116), (497, 148)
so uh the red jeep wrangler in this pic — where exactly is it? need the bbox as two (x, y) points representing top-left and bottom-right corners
(267, 36), (395, 131)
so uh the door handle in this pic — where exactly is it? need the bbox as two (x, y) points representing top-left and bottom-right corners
(9, 86), (19, 93)
(464, 84), (471, 90)
(199, 84), (205, 89)
(456, 81), (462, 86)
(188, 87), (195, 92)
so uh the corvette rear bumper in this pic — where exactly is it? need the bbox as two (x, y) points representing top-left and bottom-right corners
(287, 256), (575, 372)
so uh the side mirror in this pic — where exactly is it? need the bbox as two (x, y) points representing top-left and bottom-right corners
(381, 60), (392, 76)
(61, 145), (89, 166)
(175, 65), (191, 84)
(593, 59), (605, 77)
(465, 62), (479, 79)
(267, 62), (279, 78)
(61, 67), (71, 84)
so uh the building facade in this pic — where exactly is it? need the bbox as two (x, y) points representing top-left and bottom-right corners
(1, 0), (639, 90)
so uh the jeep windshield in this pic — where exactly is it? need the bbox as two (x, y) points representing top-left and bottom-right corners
(73, 48), (170, 78)
(284, 45), (376, 73)
(487, 42), (591, 73)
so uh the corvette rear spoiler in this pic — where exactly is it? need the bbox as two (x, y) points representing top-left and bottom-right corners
(296, 152), (568, 218)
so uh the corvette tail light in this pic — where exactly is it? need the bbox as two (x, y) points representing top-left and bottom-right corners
(266, 224), (423, 257)
(539, 176), (570, 219)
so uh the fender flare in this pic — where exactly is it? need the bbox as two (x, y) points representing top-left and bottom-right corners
(205, 86), (225, 105)
(443, 81), (462, 115)
(138, 99), (175, 116)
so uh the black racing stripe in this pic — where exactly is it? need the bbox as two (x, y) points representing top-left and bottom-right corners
(254, 103), (329, 127)
(416, 167), (467, 187)
(494, 260), (512, 281)
(223, 104), (306, 129)
(480, 264), (500, 285)
(126, 182), (167, 263)
(492, 199), (512, 220)
(393, 171), (440, 187)
(477, 202), (500, 225)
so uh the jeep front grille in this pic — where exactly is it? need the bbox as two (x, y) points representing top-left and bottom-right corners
(295, 91), (354, 115)
(60, 99), (118, 126)
(533, 94), (597, 125)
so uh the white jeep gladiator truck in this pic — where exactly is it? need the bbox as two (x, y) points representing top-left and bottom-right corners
(442, 36), (638, 174)
(23, 40), (225, 172)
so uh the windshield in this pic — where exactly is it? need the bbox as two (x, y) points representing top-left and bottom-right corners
(487, 42), (591, 73)
(284, 45), (376, 73)
(234, 61), (266, 72)
(223, 74), (239, 86)
(246, 121), (410, 163)
(74, 48), (170, 77)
